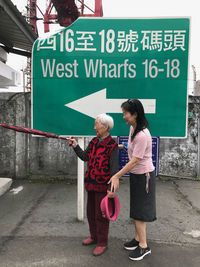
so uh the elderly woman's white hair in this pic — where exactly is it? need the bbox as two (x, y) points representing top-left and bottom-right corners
(96, 113), (114, 131)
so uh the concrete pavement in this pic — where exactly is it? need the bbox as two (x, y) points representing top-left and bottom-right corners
(0, 177), (200, 266)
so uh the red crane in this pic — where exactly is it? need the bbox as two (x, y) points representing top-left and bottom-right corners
(24, 0), (103, 91)
(27, 0), (103, 34)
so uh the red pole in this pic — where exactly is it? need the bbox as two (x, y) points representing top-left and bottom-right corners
(95, 0), (103, 17)
(43, 1), (53, 32)
(29, 0), (38, 34)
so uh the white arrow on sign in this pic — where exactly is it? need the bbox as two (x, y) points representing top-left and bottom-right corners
(65, 88), (156, 119)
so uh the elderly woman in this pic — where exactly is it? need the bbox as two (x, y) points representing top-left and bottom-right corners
(68, 113), (118, 256)
(109, 99), (156, 261)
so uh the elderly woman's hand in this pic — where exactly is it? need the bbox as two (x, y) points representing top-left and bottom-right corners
(108, 174), (120, 193)
(68, 136), (77, 147)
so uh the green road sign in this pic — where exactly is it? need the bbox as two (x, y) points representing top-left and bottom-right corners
(32, 17), (190, 137)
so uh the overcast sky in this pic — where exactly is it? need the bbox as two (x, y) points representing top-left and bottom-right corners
(7, 0), (200, 91)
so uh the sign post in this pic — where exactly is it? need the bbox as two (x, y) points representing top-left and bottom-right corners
(77, 137), (84, 221)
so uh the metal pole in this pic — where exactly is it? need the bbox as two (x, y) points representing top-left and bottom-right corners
(22, 69), (25, 92)
(77, 137), (84, 221)
(197, 118), (200, 177)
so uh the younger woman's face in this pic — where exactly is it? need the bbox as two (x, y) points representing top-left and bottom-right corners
(122, 109), (137, 126)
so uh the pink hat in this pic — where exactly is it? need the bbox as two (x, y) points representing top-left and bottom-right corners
(100, 195), (120, 221)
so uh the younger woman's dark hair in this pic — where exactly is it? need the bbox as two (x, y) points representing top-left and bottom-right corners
(121, 99), (149, 141)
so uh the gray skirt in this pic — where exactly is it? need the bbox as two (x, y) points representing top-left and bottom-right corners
(129, 171), (156, 222)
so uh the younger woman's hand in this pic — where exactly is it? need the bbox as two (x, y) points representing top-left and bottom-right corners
(108, 174), (120, 193)
(107, 190), (115, 198)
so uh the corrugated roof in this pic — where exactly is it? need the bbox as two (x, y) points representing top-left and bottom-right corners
(0, 0), (37, 52)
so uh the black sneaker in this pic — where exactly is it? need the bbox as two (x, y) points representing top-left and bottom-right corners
(123, 238), (139, 250)
(129, 245), (151, 261)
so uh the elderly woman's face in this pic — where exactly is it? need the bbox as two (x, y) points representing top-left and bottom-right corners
(94, 118), (108, 138)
